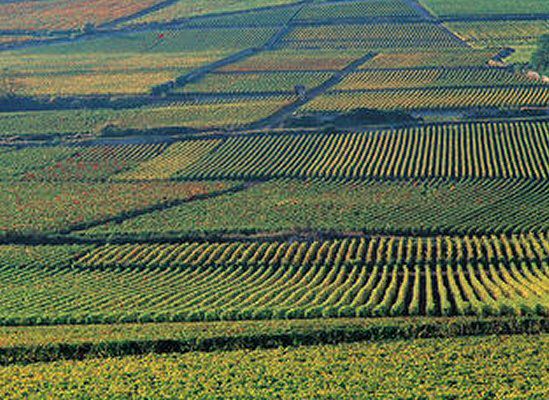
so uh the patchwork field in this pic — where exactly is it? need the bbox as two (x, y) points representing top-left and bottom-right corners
(0, 0), (548, 398)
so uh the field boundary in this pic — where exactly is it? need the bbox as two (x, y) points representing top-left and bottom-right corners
(0, 317), (545, 365)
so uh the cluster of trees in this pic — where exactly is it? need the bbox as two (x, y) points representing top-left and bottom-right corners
(531, 34), (548, 76)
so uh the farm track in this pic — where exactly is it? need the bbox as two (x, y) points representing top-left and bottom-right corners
(249, 52), (378, 128)
(58, 182), (258, 236)
(166, 0), (313, 94)
(403, 0), (470, 48)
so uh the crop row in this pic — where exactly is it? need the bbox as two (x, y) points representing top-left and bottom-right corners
(174, 120), (549, 180)
(0, 240), (547, 324)
(116, 140), (220, 181)
(335, 68), (538, 91)
(84, 178), (548, 239)
(182, 5), (300, 28)
(306, 86), (549, 111)
(283, 23), (463, 49)
(446, 20), (549, 47)
(359, 50), (498, 69)
(179, 71), (334, 94)
(76, 233), (549, 269)
(295, 0), (422, 21)
(218, 49), (369, 72)
(2, 143), (166, 181)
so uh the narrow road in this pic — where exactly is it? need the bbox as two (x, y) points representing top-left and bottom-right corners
(250, 52), (378, 128)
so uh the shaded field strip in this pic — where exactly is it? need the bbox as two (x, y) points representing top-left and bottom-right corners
(58, 181), (258, 235)
(77, 224), (549, 246)
(3, 223), (548, 247)
(0, 317), (545, 366)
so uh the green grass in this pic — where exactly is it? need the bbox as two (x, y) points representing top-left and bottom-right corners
(0, 334), (546, 399)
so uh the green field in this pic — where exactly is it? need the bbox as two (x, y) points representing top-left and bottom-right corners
(1, 0), (548, 397)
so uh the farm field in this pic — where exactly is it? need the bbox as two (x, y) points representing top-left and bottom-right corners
(84, 178), (549, 238)
(420, 0), (549, 17)
(0, 236), (547, 324)
(0, 0), (165, 32)
(282, 23), (464, 49)
(0, 96), (296, 136)
(125, 0), (299, 26)
(0, 335), (546, 399)
(0, 0), (548, 397)
(171, 120), (549, 180)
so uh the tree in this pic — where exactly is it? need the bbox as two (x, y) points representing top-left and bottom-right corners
(531, 34), (549, 75)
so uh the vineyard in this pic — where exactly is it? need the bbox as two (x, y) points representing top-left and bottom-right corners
(335, 68), (536, 90)
(359, 50), (499, 68)
(172, 120), (549, 180)
(294, 0), (423, 21)
(0, 335), (544, 399)
(0, 0), (164, 31)
(0, 233), (547, 324)
(178, 72), (334, 94)
(218, 49), (368, 72)
(447, 20), (549, 48)
(0, 97), (296, 136)
(420, 0), (549, 17)
(283, 23), (464, 49)
(0, 181), (227, 235)
(0, 0), (548, 393)
(306, 86), (549, 111)
(83, 178), (549, 238)
(126, 0), (298, 25)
